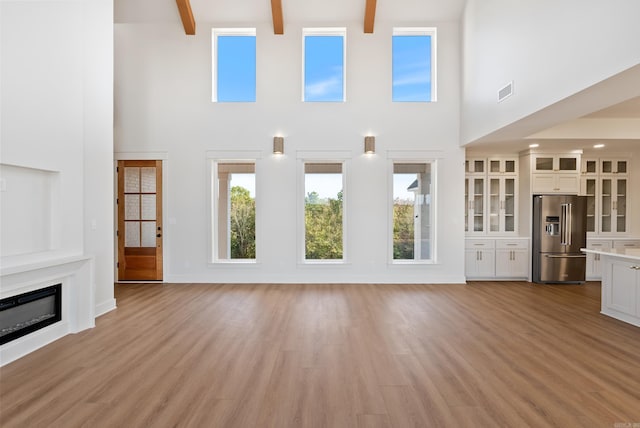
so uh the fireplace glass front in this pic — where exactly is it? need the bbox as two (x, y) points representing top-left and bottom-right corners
(0, 284), (62, 345)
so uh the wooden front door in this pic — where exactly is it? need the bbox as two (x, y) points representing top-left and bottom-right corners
(117, 160), (163, 281)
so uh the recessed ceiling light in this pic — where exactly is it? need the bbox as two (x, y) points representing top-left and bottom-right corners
(529, 143), (539, 148)
(594, 144), (605, 148)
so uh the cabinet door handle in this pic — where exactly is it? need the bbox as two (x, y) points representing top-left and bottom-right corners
(630, 266), (640, 270)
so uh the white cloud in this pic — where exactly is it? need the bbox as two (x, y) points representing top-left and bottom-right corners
(393, 71), (431, 87)
(306, 75), (342, 97)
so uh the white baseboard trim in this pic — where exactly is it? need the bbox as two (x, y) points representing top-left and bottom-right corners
(95, 298), (117, 317)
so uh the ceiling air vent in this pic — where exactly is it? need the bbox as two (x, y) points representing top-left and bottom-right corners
(498, 81), (513, 102)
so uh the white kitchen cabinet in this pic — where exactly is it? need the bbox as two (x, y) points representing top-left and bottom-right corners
(465, 176), (486, 234)
(531, 153), (581, 194)
(532, 173), (580, 194)
(606, 259), (639, 317)
(600, 159), (628, 175)
(533, 154), (580, 173)
(487, 176), (517, 234)
(465, 240), (495, 278)
(465, 158), (486, 175)
(466, 156), (518, 235)
(613, 240), (640, 250)
(495, 240), (528, 278)
(581, 156), (631, 235)
(488, 157), (517, 175)
(585, 240), (612, 280)
(600, 177), (628, 234)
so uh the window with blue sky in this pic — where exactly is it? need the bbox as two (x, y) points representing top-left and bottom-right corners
(212, 28), (256, 102)
(392, 28), (437, 102)
(303, 28), (346, 102)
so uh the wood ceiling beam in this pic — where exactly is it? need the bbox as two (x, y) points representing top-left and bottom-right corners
(364, 0), (377, 33)
(271, 0), (284, 35)
(176, 0), (196, 35)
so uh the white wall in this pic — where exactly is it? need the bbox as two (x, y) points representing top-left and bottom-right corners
(461, 0), (640, 145)
(0, 0), (114, 314)
(115, 21), (466, 283)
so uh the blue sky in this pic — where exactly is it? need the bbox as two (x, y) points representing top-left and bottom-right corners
(392, 35), (432, 102)
(304, 36), (344, 102)
(217, 35), (256, 102)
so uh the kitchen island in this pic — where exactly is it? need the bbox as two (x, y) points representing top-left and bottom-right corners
(581, 247), (640, 327)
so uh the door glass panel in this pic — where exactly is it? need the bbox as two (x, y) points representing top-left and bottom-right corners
(505, 160), (515, 173)
(141, 222), (157, 247)
(585, 179), (596, 232)
(617, 179), (626, 232)
(490, 160), (500, 173)
(617, 161), (627, 173)
(124, 167), (140, 192)
(474, 178), (483, 232)
(141, 167), (156, 193)
(125, 195), (140, 220)
(125, 222), (141, 247)
(464, 179), (469, 232)
(536, 157), (553, 171)
(473, 160), (484, 173)
(585, 160), (596, 174)
(602, 160), (612, 174)
(601, 179), (611, 232)
(505, 178), (515, 232)
(489, 178), (499, 232)
(141, 195), (156, 220)
(558, 157), (576, 171)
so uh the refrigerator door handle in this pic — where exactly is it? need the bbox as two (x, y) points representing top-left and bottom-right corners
(560, 203), (572, 246)
(567, 203), (572, 246)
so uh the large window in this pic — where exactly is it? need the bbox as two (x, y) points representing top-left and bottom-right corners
(392, 28), (437, 102)
(214, 162), (256, 261)
(304, 163), (344, 260)
(392, 162), (435, 262)
(303, 28), (346, 102)
(212, 28), (256, 102)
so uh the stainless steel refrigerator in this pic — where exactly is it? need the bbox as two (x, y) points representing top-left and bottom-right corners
(532, 195), (587, 283)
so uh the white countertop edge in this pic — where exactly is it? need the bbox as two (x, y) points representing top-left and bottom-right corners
(581, 248), (640, 262)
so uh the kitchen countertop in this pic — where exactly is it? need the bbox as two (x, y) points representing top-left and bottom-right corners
(581, 247), (640, 262)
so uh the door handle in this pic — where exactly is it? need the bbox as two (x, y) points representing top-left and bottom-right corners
(545, 254), (586, 258)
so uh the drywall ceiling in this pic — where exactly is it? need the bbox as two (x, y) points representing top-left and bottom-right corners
(115, 0), (467, 25)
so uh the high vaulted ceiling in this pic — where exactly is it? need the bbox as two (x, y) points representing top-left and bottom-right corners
(115, 0), (468, 32)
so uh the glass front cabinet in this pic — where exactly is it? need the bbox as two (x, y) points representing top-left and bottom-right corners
(581, 157), (630, 235)
(465, 157), (517, 235)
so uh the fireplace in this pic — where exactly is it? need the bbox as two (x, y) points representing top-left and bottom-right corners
(0, 284), (62, 345)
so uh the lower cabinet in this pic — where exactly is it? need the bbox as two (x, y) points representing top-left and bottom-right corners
(585, 240), (612, 280)
(586, 239), (640, 280)
(465, 240), (495, 278)
(466, 239), (529, 280)
(495, 241), (528, 278)
(601, 256), (640, 327)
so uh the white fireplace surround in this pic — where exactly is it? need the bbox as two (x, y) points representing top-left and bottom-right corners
(0, 252), (96, 366)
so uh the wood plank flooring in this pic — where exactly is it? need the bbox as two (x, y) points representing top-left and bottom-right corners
(1, 281), (640, 427)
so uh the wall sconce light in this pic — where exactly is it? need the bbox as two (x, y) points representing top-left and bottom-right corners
(273, 136), (284, 154)
(364, 136), (375, 154)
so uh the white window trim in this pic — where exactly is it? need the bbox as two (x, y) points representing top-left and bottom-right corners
(298, 158), (348, 264)
(302, 27), (347, 103)
(211, 28), (256, 103)
(388, 158), (438, 264)
(392, 27), (437, 102)
(207, 154), (260, 264)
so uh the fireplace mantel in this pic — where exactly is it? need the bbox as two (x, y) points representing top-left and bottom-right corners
(0, 252), (95, 366)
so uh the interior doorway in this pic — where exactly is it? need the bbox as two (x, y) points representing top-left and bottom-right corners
(117, 160), (163, 281)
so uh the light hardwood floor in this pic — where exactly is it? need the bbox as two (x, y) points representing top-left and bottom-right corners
(1, 281), (639, 427)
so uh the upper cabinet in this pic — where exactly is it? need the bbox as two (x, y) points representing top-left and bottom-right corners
(530, 153), (581, 194)
(465, 156), (518, 235)
(580, 156), (632, 236)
